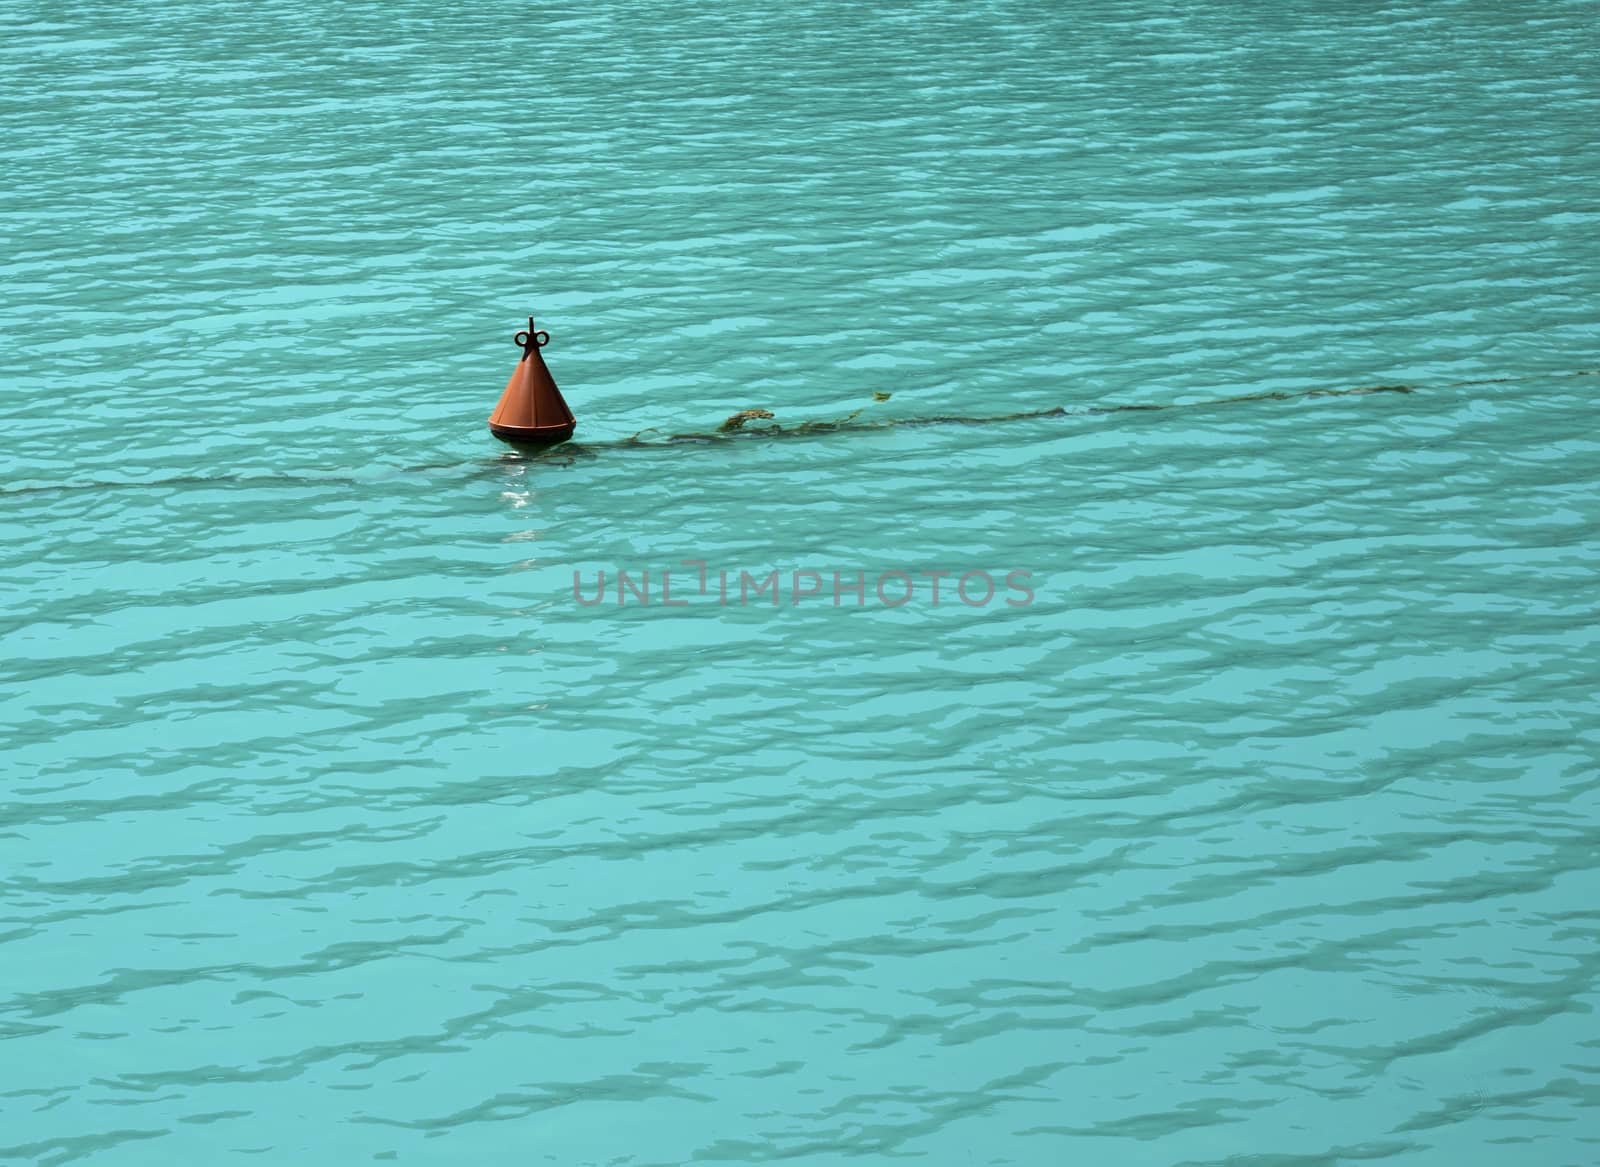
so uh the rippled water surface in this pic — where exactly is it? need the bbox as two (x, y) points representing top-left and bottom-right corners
(4, 2), (1600, 1163)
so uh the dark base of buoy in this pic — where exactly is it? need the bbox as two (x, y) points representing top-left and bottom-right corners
(489, 423), (576, 446)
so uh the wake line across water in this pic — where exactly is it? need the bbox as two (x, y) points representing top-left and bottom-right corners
(518, 369), (1596, 459)
(5, 371), (1594, 497)
(620, 381), (1420, 447)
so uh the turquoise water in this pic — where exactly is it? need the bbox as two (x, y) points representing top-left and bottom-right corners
(4, 1), (1600, 1162)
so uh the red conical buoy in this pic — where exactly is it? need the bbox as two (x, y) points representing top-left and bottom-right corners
(488, 316), (576, 445)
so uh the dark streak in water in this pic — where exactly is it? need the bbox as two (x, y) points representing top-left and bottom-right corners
(483, 370), (1592, 465)
(599, 383), (1421, 450)
(4, 372), (1593, 497)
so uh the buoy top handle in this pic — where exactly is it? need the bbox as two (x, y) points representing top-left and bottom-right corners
(514, 316), (550, 360)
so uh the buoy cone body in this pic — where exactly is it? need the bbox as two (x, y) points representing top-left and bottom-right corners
(488, 344), (575, 445)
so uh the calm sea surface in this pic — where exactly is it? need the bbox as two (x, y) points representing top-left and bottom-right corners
(4, 2), (1599, 1163)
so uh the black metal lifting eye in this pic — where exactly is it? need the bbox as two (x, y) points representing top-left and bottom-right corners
(513, 316), (550, 358)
